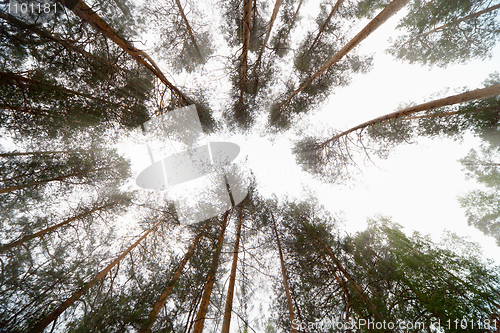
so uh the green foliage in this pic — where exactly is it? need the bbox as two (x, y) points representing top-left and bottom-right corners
(145, 0), (214, 73)
(388, 0), (500, 66)
(458, 144), (500, 245)
(0, 4), (154, 137)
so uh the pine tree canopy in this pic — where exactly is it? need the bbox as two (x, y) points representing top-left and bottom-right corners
(2, 0), (500, 332)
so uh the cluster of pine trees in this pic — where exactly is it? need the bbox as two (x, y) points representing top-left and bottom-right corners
(1, 0), (500, 331)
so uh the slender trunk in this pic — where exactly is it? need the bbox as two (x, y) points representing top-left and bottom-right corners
(239, 0), (253, 103)
(57, 0), (191, 104)
(191, 211), (230, 333)
(290, 0), (304, 25)
(0, 12), (127, 72)
(174, 0), (203, 61)
(275, 0), (303, 53)
(0, 150), (70, 157)
(0, 170), (88, 194)
(316, 235), (381, 321)
(321, 255), (363, 319)
(0, 104), (95, 126)
(318, 83), (500, 148)
(275, 0), (409, 118)
(252, 0), (282, 74)
(0, 71), (126, 107)
(139, 224), (208, 333)
(0, 204), (113, 253)
(398, 3), (500, 49)
(300, 0), (344, 63)
(30, 220), (163, 333)
(270, 212), (297, 333)
(221, 208), (244, 333)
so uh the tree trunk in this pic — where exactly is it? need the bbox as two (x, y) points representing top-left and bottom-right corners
(0, 203), (114, 253)
(0, 150), (71, 157)
(0, 71), (128, 108)
(30, 220), (163, 333)
(290, 0), (304, 25)
(321, 255), (364, 320)
(139, 224), (208, 333)
(301, 0), (344, 63)
(275, 0), (410, 118)
(57, 0), (192, 105)
(252, 0), (282, 73)
(239, 0), (253, 103)
(0, 170), (89, 194)
(221, 208), (244, 333)
(174, 0), (203, 61)
(0, 104), (95, 126)
(191, 211), (230, 333)
(271, 211), (297, 333)
(318, 83), (500, 148)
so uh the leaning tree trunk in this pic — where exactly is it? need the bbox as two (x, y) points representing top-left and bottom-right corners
(221, 208), (244, 333)
(29, 220), (163, 333)
(252, 0), (282, 75)
(271, 212), (297, 333)
(238, 0), (253, 104)
(315, 234), (382, 321)
(139, 223), (208, 333)
(274, 0), (410, 121)
(0, 71), (128, 108)
(290, 0), (304, 26)
(191, 211), (230, 333)
(57, 0), (191, 105)
(0, 203), (114, 253)
(321, 255), (362, 320)
(174, 0), (203, 61)
(0, 170), (87, 194)
(300, 0), (344, 64)
(316, 83), (500, 149)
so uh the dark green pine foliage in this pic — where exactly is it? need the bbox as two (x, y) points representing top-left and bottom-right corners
(388, 0), (500, 66)
(0, 0), (154, 138)
(345, 217), (500, 330)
